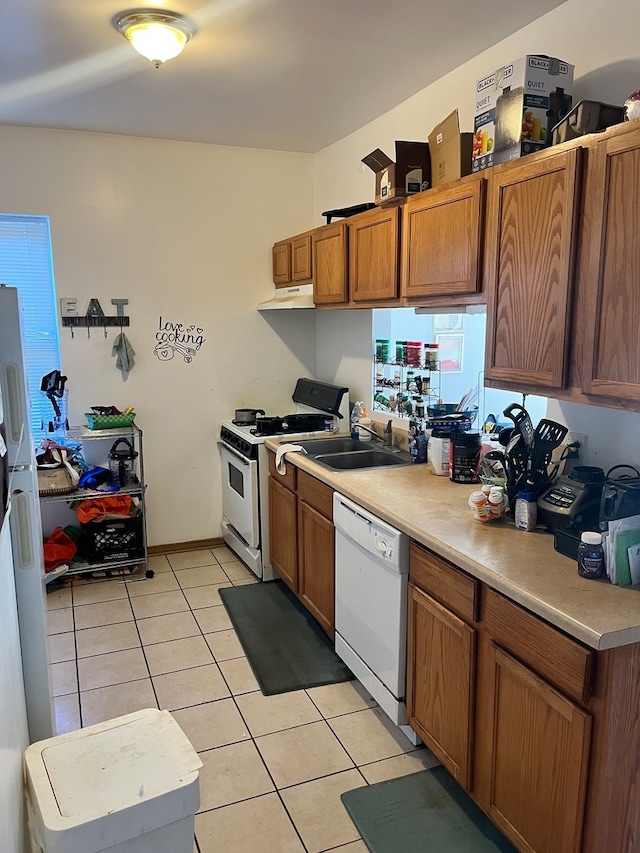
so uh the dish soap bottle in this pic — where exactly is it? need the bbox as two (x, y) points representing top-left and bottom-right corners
(351, 401), (364, 440)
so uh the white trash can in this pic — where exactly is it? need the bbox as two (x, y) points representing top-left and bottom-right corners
(24, 708), (202, 853)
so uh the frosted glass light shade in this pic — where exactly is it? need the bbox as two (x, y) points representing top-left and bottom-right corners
(113, 10), (196, 67)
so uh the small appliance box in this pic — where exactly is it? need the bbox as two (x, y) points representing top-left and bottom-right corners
(428, 110), (474, 187)
(472, 55), (574, 172)
(362, 141), (431, 204)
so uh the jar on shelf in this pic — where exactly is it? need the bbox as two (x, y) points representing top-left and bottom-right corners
(395, 341), (407, 365)
(407, 341), (422, 366)
(375, 339), (390, 363)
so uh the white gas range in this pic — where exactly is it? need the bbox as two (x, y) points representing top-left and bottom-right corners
(218, 378), (349, 580)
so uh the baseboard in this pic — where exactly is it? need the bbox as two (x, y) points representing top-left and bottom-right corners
(148, 537), (225, 556)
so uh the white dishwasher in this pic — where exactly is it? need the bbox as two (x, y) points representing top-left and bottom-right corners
(334, 492), (418, 743)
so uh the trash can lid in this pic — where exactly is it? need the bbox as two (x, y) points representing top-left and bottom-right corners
(24, 708), (202, 853)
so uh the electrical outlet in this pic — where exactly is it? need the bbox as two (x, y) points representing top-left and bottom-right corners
(566, 432), (588, 462)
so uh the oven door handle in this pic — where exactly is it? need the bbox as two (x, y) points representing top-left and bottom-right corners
(218, 440), (252, 466)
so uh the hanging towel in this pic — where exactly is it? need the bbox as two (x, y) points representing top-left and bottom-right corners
(275, 443), (307, 475)
(112, 332), (136, 372)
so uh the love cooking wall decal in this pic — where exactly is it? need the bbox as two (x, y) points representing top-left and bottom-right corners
(153, 316), (206, 364)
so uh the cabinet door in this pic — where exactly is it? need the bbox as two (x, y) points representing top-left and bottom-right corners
(272, 240), (291, 286)
(312, 223), (348, 305)
(401, 175), (485, 301)
(483, 148), (582, 390)
(484, 644), (591, 853)
(348, 205), (400, 303)
(291, 234), (312, 282)
(268, 476), (298, 592)
(580, 128), (640, 401)
(297, 500), (334, 636)
(406, 584), (476, 790)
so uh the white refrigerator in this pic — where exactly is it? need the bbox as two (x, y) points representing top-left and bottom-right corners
(0, 284), (54, 744)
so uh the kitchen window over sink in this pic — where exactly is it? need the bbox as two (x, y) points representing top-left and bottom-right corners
(372, 307), (547, 429)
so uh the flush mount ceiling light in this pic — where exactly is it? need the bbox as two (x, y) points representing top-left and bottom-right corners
(113, 8), (197, 68)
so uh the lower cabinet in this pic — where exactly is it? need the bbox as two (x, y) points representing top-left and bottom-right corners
(268, 475), (298, 590)
(267, 451), (335, 636)
(407, 542), (593, 853)
(481, 644), (591, 853)
(407, 585), (476, 790)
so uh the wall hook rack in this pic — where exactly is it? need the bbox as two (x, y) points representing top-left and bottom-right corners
(60, 297), (130, 337)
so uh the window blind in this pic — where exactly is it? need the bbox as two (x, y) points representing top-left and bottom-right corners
(0, 215), (61, 438)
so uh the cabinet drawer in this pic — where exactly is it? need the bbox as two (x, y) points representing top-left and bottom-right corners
(267, 450), (297, 492)
(298, 470), (333, 519)
(483, 587), (594, 705)
(410, 543), (479, 623)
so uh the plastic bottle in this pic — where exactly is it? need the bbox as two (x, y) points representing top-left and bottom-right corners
(427, 429), (451, 476)
(449, 431), (481, 484)
(577, 532), (605, 579)
(357, 406), (372, 441)
(514, 490), (537, 531)
(351, 401), (364, 439)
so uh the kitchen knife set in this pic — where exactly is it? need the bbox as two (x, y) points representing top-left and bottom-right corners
(486, 403), (568, 509)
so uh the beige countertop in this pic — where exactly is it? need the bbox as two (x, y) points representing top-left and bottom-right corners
(266, 438), (640, 651)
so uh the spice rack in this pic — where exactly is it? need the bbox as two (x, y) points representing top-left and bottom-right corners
(39, 424), (148, 580)
(373, 339), (441, 419)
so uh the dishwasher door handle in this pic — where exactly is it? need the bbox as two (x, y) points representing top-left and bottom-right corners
(336, 498), (372, 525)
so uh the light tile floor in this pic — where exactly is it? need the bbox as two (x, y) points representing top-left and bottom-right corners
(46, 546), (439, 853)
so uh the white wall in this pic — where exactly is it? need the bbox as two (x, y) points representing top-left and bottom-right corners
(313, 0), (640, 471)
(0, 518), (29, 853)
(0, 128), (316, 546)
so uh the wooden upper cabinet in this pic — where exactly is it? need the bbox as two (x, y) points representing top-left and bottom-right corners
(312, 222), (348, 305)
(348, 205), (400, 303)
(483, 147), (582, 391)
(272, 231), (312, 287)
(580, 127), (640, 402)
(483, 645), (591, 853)
(291, 233), (312, 282)
(272, 240), (291, 286)
(401, 174), (486, 302)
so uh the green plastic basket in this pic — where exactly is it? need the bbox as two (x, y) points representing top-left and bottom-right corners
(85, 413), (136, 430)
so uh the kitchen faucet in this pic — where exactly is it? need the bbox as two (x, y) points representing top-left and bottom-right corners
(357, 420), (395, 448)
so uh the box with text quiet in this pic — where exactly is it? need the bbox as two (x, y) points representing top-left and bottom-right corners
(472, 55), (574, 172)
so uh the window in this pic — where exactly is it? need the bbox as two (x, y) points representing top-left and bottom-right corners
(372, 307), (547, 427)
(0, 215), (60, 438)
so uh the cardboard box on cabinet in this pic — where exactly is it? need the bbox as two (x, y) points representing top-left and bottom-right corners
(362, 141), (431, 205)
(428, 110), (474, 187)
(472, 54), (574, 172)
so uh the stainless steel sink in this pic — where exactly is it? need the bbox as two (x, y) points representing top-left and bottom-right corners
(293, 437), (367, 455)
(314, 449), (411, 470)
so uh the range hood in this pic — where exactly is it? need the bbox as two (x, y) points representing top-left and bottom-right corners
(257, 283), (315, 311)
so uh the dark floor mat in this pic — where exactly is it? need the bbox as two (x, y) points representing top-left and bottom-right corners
(219, 580), (353, 695)
(341, 766), (517, 853)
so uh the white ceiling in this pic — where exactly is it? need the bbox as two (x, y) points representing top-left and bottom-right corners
(0, 0), (567, 153)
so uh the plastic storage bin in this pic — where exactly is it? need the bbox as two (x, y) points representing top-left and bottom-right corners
(24, 708), (202, 853)
(80, 516), (144, 563)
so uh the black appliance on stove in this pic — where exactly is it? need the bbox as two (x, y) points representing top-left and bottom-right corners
(251, 413), (328, 436)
